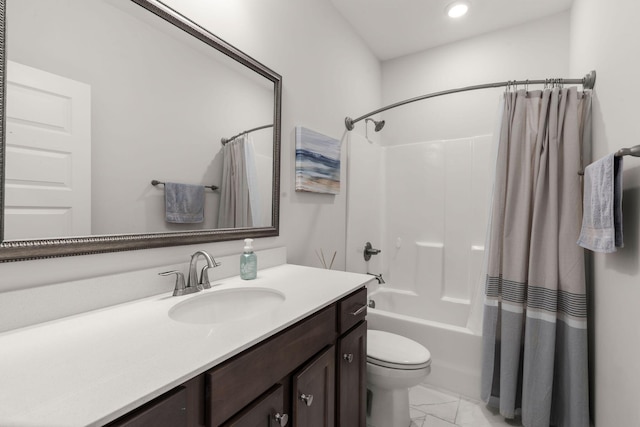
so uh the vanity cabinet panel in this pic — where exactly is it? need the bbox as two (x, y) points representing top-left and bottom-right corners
(207, 305), (337, 426)
(336, 320), (367, 427)
(106, 386), (187, 427)
(292, 345), (336, 427)
(337, 287), (367, 334)
(221, 384), (286, 427)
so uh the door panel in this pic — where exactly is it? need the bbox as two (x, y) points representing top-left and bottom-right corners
(4, 60), (91, 239)
(222, 384), (286, 427)
(292, 346), (335, 427)
(337, 321), (367, 427)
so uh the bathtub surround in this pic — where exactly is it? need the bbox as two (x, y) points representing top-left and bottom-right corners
(482, 87), (592, 426)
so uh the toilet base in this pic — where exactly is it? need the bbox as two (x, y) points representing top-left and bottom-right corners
(366, 383), (411, 427)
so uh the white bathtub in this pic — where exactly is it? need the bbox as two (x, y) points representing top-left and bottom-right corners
(367, 288), (483, 400)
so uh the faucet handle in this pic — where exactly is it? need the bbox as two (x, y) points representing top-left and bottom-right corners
(198, 258), (221, 289)
(364, 242), (381, 261)
(159, 270), (185, 295)
(199, 266), (212, 289)
(159, 270), (198, 296)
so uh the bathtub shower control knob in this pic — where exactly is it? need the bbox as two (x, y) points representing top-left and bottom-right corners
(300, 393), (314, 407)
(343, 353), (354, 363)
(273, 413), (289, 426)
(364, 242), (381, 261)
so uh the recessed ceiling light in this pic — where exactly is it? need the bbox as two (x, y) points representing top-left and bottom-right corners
(446, 1), (470, 18)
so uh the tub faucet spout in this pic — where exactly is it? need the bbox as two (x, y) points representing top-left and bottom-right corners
(367, 272), (385, 284)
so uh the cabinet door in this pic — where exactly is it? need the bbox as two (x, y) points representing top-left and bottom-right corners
(292, 346), (335, 427)
(106, 386), (187, 427)
(221, 384), (288, 427)
(337, 321), (367, 427)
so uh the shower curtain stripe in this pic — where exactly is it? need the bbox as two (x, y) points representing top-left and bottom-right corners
(486, 278), (588, 318)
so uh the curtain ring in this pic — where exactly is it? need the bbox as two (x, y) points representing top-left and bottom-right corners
(525, 79), (529, 94)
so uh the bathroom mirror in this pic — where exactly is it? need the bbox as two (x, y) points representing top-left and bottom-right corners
(0, 0), (282, 261)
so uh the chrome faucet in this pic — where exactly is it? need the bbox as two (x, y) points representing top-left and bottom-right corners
(188, 250), (221, 290)
(367, 272), (385, 284)
(159, 250), (221, 296)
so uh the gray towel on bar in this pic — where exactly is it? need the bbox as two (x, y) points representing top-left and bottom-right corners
(577, 153), (624, 252)
(164, 182), (205, 223)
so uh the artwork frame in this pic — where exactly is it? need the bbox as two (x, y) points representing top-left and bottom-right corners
(295, 127), (341, 195)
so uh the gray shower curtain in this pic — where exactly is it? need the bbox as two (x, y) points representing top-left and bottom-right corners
(481, 87), (591, 427)
(217, 134), (256, 228)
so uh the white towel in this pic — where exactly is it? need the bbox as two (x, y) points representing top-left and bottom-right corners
(577, 153), (624, 252)
(164, 182), (205, 223)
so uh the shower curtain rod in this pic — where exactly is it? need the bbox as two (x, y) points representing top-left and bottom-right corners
(221, 124), (274, 145)
(344, 70), (597, 131)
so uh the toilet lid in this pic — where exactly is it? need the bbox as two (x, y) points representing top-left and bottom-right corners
(367, 330), (431, 369)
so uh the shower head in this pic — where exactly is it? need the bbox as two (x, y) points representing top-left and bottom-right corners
(365, 118), (385, 132)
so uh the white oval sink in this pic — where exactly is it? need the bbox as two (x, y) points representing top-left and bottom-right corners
(169, 287), (285, 324)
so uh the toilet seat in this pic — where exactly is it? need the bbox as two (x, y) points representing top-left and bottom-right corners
(367, 330), (431, 370)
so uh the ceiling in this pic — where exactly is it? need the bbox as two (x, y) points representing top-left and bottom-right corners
(331, 0), (574, 61)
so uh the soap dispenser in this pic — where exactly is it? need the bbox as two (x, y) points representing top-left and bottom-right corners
(240, 238), (257, 280)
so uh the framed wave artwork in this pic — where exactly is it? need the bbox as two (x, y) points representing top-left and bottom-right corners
(295, 126), (341, 194)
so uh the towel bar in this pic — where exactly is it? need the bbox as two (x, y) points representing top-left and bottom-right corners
(579, 145), (639, 176)
(151, 180), (219, 191)
(615, 145), (640, 157)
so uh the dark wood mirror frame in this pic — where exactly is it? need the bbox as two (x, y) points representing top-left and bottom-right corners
(0, 0), (282, 262)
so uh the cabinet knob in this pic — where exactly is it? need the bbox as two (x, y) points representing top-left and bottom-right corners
(343, 353), (354, 363)
(273, 412), (289, 426)
(299, 393), (314, 407)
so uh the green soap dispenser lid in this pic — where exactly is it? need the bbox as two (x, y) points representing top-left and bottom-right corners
(244, 238), (254, 252)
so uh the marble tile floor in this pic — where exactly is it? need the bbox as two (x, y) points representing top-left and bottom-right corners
(408, 384), (522, 427)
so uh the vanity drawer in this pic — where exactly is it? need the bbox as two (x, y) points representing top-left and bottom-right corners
(338, 287), (367, 334)
(206, 305), (337, 426)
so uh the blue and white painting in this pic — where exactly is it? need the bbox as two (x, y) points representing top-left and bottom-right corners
(295, 127), (341, 194)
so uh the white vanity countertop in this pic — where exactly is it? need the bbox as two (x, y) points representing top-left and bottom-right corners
(0, 264), (372, 427)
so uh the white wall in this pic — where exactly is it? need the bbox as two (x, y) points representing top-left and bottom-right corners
(0, 1), (380, 297)
(381, 12), (571, 145)
(570, 0), (640, 424)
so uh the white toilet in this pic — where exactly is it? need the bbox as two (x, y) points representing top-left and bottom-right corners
(366, 329), (432, 427)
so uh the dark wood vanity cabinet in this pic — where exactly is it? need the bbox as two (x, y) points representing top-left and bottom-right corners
(336, 321), (367, 427)
(107, 287), (367, 427)
(106, 386), (188, 427)
(221, 384), (286, 427)
(293, 346), (336, 426)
